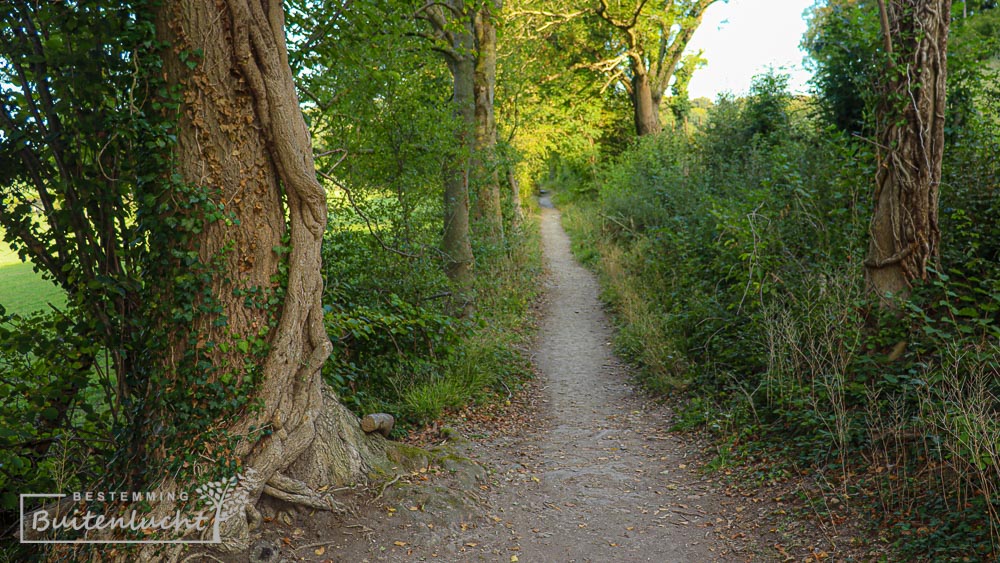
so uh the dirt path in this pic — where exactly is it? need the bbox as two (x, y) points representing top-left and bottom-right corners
(458, 196), (741, 562)
(214, 200), (757, 562)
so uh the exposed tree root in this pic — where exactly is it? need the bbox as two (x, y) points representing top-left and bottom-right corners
(262, 473), (347, 513)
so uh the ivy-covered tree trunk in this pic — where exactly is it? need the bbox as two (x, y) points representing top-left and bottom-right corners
(472, 1), (504, 241)
(146, 0), (388, 551)
(865, 0), (951, 300)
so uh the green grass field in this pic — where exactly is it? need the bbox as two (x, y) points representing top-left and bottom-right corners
(0, 240), (66, 317)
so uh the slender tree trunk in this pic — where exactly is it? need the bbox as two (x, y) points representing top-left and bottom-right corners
(866, 0), (950, 300)
(142, 0), (389, 552)
(423, 1), (478, 314)
(507, 166), (523, 228)
(472, 2), (504, 242)
(631, 70), (662, 136)
(444, 50), (477, 313)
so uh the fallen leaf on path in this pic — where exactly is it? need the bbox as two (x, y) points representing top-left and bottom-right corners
(773, 543), (795, 562)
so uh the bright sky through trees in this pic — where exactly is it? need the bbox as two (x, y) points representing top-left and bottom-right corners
(685, 0), (815, 99)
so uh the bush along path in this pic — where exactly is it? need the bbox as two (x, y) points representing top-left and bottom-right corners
(196, 199), (768, 562)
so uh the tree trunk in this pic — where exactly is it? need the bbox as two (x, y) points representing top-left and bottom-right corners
(631, 71), (662, 136)
(144, 0), (388, 552)
(508, 166), (523, 228)
(472, 2), (504, 242)
(866, 0), (950, 301)
(442, 26), (477, 314)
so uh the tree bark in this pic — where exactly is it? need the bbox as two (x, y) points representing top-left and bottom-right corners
(507, 166), (523, 228)
(444, 51), (477, 313)
(866, 0), (951, 301)
(425, 0), (478, 314)
(146, 0), (388, 551)
(472, 2), (504, 241)
(631, 70), (662, 136)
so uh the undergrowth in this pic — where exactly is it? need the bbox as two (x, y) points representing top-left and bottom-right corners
(320, 213), (542, 432)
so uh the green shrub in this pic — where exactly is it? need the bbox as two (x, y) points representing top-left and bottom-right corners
(0, 310), (113, 521)
(319, 211), (540, 431)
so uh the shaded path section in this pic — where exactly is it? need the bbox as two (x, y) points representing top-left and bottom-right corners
(467, 195), (733, 561)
